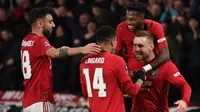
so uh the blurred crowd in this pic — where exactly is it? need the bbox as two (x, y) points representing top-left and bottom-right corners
(0, 0), (200, 104)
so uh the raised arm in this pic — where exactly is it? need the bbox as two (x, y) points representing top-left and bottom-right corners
(150, 47), (170, 69)
(45, 43), (101, 58)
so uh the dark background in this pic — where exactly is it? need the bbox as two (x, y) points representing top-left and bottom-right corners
(0, 0), (200, 111)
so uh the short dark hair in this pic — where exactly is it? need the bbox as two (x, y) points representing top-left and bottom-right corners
(135, 30), (154, 42)
(29, 7), (54, 25)
(125, 0), (145, 13)
(95, 26), (116, 43)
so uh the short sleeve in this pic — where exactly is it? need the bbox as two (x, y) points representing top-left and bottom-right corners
(34, 37), (54, 57)
(150, 21), (168, 50)
(115, 56), (132, 83)
(116, 25), (124, 51)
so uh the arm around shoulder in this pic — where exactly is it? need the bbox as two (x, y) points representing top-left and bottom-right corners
(45, 43), (101, 58)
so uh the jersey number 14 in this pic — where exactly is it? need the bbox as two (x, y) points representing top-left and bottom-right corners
(83, 68), (107, 97)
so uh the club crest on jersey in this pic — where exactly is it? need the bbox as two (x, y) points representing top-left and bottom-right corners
(150, 69), (159, 77)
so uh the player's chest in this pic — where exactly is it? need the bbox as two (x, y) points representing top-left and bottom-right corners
(141, 69), (165, 91)
(121, 31), (135, 45)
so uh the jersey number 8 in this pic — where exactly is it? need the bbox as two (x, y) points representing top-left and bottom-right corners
(21, 50), (32, 79)
(83, 68), (107, 97)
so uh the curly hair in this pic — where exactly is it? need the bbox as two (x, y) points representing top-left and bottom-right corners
(125, 0), (145, 13)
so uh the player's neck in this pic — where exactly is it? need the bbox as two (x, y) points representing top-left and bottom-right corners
(99, 45), (112, 53)
(141, 22), (146, 30)
(31, 27), (44, 37)
(145, 52), (155, 63)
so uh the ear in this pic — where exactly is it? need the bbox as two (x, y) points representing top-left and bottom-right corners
(140, 13), (145, 20)
(151, 45), (154, 50)
(37, 19), (43, 28)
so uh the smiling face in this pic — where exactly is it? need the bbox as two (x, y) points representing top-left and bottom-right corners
(133, 32), (154, 62)
(126, 10), (144, 32)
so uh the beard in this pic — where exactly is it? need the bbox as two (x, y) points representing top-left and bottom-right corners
(134, 51), (148, 62)
(42, 28), (52, 39)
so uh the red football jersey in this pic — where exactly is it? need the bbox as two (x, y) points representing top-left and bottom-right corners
(21, 33), (55, 107)
(116, 19), (168, 70)
(80, 52), (133, 112)
(131, 60), (191, 112)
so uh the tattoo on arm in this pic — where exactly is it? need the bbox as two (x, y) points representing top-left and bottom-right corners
(150, 47), (170, 69)
(59, 47), (68, 57)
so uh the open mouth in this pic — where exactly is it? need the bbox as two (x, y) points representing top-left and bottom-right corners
(135, 54), (142, 57)
(128, 24), (136, 31)
(50, 29), (53, 33)
(135, 52), (143, 57)
(128, 25), (134, 30)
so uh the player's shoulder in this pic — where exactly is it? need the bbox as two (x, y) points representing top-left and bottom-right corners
(161, 60), (177, 69)
(80, 54), (93, 64)
(109, 54), (125, 63)
(144, 19), (160, 24)
(117, 21), (127, 31)
(145, 19), (161, 27)
(23, 33), (45, 41)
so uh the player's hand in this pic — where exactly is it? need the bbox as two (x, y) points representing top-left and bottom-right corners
(133, 69), (146, 81)
(128, 69), (133, 76)
(174, 100), (187, 112)
(81, 43), (101, 55)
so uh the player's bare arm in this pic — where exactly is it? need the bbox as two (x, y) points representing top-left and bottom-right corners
(46, 43), (101, 58)
(150, 47), (170, 69)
